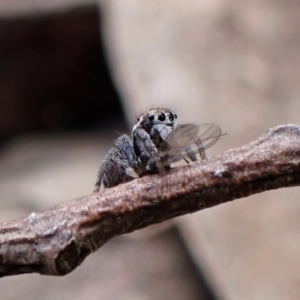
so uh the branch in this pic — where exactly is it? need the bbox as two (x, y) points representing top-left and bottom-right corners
(1, 124), (300, 278)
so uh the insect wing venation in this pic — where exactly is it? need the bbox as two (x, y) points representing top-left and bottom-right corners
(162, 123), (222, 165)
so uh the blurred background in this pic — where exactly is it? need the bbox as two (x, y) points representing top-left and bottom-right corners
(1, 0), (300, 299)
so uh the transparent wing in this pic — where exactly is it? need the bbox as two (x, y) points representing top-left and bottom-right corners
(162, 123), (200, 157)
(161, 123), (222, 165)
(193, 123), (222, 150)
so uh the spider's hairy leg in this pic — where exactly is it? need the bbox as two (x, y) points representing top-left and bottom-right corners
(133, 127), (165, 175)
(94, 135), (138, 192)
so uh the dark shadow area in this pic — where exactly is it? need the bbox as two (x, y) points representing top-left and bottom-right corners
(0, 5), (123, 140)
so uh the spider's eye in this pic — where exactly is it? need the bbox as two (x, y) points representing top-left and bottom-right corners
(174, 113), (177, 119)
(168, 113), (174, 121)
(149, 114), (155, 121)
(137, 116), (140, 121)
(158, 113), (166, 121)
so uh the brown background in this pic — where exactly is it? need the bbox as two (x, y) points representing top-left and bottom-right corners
(0, 0), (300, 299)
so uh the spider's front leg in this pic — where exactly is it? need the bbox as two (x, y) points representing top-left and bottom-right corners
(133, 127), (165, 176)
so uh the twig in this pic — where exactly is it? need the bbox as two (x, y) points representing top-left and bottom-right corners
(1, 124), (300, 277)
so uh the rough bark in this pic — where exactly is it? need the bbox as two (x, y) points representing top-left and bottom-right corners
(1, 124), (300, 277)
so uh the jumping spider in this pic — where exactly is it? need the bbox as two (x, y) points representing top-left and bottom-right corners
(94, 108), (222, 192)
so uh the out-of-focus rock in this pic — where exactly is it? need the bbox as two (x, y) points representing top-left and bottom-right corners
(101, 1), (300, 299)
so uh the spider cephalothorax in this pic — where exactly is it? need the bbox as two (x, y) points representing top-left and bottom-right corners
(132, 108), (178, 175)
(135, 108), (177, 146)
